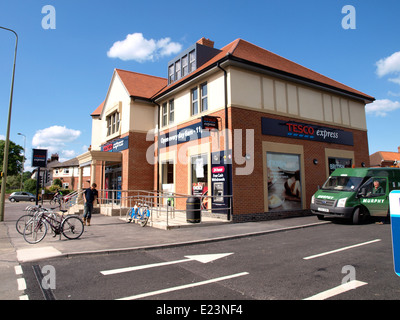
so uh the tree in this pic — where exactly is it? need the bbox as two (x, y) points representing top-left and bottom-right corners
(24, 179), (37, 193)
(52, 178), (62, 188)
(0, 140), (24, 176)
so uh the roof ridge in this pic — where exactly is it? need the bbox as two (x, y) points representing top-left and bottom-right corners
(115, 68), (167, 81)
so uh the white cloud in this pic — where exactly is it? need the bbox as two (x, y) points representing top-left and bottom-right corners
(62, 150), (76, 158)
(32, 125), (81, 155)
(389, 77), (400, 85)
(365, 99), (400, 117)
(376, 51), (400, 77)
(0, 135), (5, 140)
(107, 33), (182, 62)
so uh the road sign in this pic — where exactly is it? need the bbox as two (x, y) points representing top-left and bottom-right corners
(389, 190), (400, 277)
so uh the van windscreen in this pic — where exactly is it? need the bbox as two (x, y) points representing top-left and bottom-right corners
(322, 176), (363, 191)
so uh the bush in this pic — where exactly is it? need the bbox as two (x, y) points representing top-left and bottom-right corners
(24, 179), (37, 193)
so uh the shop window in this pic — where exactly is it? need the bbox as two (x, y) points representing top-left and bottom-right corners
(328, 157), (352, 175)
(161, 161), (174, 184)
(107, 111), (120, 136)
(191, 154), (208, 197)
(266, 152), (302, 211)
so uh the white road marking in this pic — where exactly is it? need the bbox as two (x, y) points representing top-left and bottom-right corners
(303, 239), (381, 260)
(101, 253), (233, 275)
(303, 280), (367, 300)
(17, 278), (26, 291)
(117, 272), (249, 300)
(15, 265), (23, 275)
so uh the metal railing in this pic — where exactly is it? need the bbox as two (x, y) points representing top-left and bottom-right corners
(64, 188), (232, 228)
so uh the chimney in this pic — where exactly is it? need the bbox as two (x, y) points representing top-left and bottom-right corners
(398, 146), (400, 153)
(197, 37), (214, 48)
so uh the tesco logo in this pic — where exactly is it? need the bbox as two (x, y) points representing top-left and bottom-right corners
(212, 166), (225, 174)
(285, 123), (315, 135)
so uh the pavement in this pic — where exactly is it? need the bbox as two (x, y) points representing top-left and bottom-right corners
(0, 201), (329, 300)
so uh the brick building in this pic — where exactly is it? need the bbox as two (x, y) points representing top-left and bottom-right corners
(78, 37), (375, 222)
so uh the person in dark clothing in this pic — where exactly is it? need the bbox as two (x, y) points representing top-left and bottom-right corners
(83, 183), (98, 226)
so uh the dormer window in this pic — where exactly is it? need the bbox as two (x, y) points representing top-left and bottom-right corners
(168, 65), (174, 83)
(189, 50), (196, 72)
(182, 55), (188, 77)
(175, 60), (181, 81)
(167, 38), (219, 85)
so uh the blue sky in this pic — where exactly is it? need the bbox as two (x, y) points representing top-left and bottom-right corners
(1, 0), (400, 171)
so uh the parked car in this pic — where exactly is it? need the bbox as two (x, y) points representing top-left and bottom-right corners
(9, 192), (39, 202)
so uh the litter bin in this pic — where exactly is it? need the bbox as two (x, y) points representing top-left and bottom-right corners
(186, 196), (201, 223)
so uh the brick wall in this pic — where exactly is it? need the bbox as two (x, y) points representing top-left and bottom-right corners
(230, 107), (370, 221)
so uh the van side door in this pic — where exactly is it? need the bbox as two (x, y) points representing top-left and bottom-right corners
(359, 177), (389, 217)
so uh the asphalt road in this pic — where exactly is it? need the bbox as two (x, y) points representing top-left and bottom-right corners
(20, 219), (400, 302)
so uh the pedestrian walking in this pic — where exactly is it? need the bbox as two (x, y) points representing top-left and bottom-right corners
(83, 183), (98, 226)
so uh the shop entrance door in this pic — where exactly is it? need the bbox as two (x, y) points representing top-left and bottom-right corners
(161, 160), (174, 205)
(105, 164), (122, 203)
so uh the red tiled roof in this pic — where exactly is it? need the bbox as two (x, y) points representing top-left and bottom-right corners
(91, 69), (167, 116)
(91, 100), (104, 116)
(115, 69), (167, 99)
(154, 38), (374, 101)
(378, 151), (400, 161)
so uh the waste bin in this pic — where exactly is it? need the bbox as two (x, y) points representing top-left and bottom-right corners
(186, 196), (201, 223)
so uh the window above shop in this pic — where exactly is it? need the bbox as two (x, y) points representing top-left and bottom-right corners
(161, 99), (175, 127)
(106, 111), (120, 136)
(191, 82), (208, 116)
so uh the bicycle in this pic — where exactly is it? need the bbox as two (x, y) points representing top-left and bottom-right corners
(49, 194), (62, 206)
(23, 209), (84, 244)
(125, 202), (150, 227)
(16, 205), (51, 235)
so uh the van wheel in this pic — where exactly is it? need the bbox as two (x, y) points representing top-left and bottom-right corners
(353, 207), (368, 225)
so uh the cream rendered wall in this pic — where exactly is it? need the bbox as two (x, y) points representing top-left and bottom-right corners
(97, 73), (131, 144)
(228, 67), (367, 130)
(159, 71), (225, 129)
(131, 101), (156, 132)
(91, 118), (103, 150)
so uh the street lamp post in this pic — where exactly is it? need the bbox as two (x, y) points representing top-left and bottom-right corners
(0, 26), (18, 222)
(17, 133), (26, 191)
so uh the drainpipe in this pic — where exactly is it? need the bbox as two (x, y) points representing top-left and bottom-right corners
(154, 101), (161, 205)
(217, 62), (232, 221)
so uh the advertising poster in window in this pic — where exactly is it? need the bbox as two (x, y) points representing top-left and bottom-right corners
(267, 152), (302, 212)
(328, 157), (352, 175)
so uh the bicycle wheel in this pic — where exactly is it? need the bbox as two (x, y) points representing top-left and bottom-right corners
(139, 207), (150, 227)
(125, 207), (134, 222)
(16, 214), (34, 235)
(23, 220), (47, 244)
(61, 216), (84, 239)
